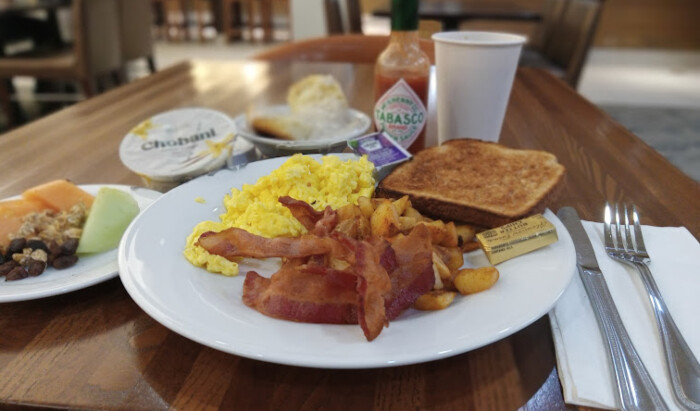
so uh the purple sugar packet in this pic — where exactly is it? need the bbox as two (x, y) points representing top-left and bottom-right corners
(347, 131), (412, 181)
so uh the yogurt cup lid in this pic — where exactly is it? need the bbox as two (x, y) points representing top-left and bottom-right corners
(119, 107), (253, 181)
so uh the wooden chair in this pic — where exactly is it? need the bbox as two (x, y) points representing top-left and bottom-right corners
(253, 34), (436, 64)
(519, 0), (603, 88)
(0, 0), (123, 127)
(324, 0), (362, 35)
(345, 0), (362, 34)
(220, 0), (254, 41)
(119, 0), (157, 76)
(528, 0), (569, 50)
(151, 0), (188, 41)
(221, 0), (285, 42)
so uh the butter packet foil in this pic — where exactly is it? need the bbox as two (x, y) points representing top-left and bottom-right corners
(119, 108), (257, 192)
(476, 214), (558, 265)
(348, 131), (412, 182)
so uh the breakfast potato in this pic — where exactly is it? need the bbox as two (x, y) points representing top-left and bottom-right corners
(455, 224), (477, 245)
(403, 206), (424, 221)
(441, 221), (458, 247)
(334, 217), (358, 238)
(461, 241), (481, 253)
(336, 203), (360, 222)
(356, 215), (371, 239)
(453, 266), (499, 295)
(357, 196), (374, 219)
(432, 252), (452, 290)
(370, 201), (400, 237)
(433, 245), (464, 274)
(371, 198), (392, 208)
(398, 216), (418, 233)
(417, 220), (446, 245)
(413, 290), (456, 311)
(391, 195), (411, 216)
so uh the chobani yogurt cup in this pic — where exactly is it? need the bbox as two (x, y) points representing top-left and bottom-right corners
(119, 108), (258, 191)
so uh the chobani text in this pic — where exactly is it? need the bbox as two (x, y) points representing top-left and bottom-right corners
(141, 128), (217, 150)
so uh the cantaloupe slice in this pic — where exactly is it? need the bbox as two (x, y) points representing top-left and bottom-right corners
(22, 179), (94, 211)
(0, 198), (50, 248)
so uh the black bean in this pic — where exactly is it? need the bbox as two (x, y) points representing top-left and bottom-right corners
(0, 260), (19, 277)
(27, 238), (49, 252)
(52, 254), (79, 269)
(60, 238), (80, 256)
(47, 241), (61, 264)
(27, 260), (47, 277)
(7, 238), (26, 256)
(6, 266), (29, 281)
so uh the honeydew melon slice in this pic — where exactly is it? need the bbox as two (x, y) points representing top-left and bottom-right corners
(76, 187), (139, 254)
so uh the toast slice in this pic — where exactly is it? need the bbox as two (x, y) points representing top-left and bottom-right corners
(376, 139), (566, 228)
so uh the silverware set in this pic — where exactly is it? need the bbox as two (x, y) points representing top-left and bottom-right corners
(558, 205), (700, 411)
(604, 203), (700, 410)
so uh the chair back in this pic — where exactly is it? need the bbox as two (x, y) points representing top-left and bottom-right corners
(253, 35), (436, 64)
(344, 0), (362, 33)
(544, 0), (602, 87)
(529, 0), (568, 51)
(291, 0), (362, 39)
(75, 0), (123, 77)
(118, 0), (155, 63)
(325, 0), (344, 35)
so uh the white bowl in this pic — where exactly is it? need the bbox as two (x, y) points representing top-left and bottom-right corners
(233, 105), (372, 157)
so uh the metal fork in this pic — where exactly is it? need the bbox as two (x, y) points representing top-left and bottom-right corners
(604, 203), (700, 410)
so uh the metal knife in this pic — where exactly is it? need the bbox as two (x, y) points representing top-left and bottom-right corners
(557, 207), (669, 411)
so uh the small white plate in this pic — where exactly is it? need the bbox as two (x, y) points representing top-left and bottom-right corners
(118, 155), (576, 369)
(234, 105), (371, 157)
(0, 185), (161, 303)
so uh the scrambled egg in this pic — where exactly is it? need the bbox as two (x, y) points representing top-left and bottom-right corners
(183, 154), (375, 276)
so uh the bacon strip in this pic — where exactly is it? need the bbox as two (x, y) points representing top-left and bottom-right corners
(351, 239), (391, 341)
(279, 196), (338, 236)
(197, 227), (342, 259)
(200, 198), (440, 341)
(383, 224), (435, 320)
(299, 257), (357, 290)
(242, 263), (358, 324)
(278, 196), (323, 231)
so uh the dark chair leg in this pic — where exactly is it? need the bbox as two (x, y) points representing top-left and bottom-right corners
(112, 69), (127, 85)
(80, 78), (95, 97)
(0, 79), (15, 128)
(147, 55), (157, 73)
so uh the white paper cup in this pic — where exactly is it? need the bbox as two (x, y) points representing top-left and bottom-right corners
(432, 31), (526, 144)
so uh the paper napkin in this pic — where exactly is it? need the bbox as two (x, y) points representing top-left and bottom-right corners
(549, 222), (700, 410)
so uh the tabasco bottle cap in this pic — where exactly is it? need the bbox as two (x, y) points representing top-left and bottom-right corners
(391, 0), (419, 31)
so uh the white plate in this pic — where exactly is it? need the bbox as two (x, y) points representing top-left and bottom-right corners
(118, 156), (576, 369)
(0, 185), (161, 303)
(233, 105), (371, 157)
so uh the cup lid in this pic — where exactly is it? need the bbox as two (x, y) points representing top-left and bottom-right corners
(119, 107), (253, 181)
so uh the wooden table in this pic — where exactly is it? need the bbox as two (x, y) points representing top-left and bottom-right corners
(0, 60), (698, 410)
(373, 1), (541, 31)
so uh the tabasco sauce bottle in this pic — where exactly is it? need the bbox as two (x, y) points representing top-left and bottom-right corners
(374, 0), (430, 154)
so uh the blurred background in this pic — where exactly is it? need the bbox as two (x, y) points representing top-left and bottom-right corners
(0, 0), (698, 180)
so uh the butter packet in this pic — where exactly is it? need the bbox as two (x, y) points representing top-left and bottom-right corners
(348, 131), (412, 181)
(476, 214), (558, 265)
